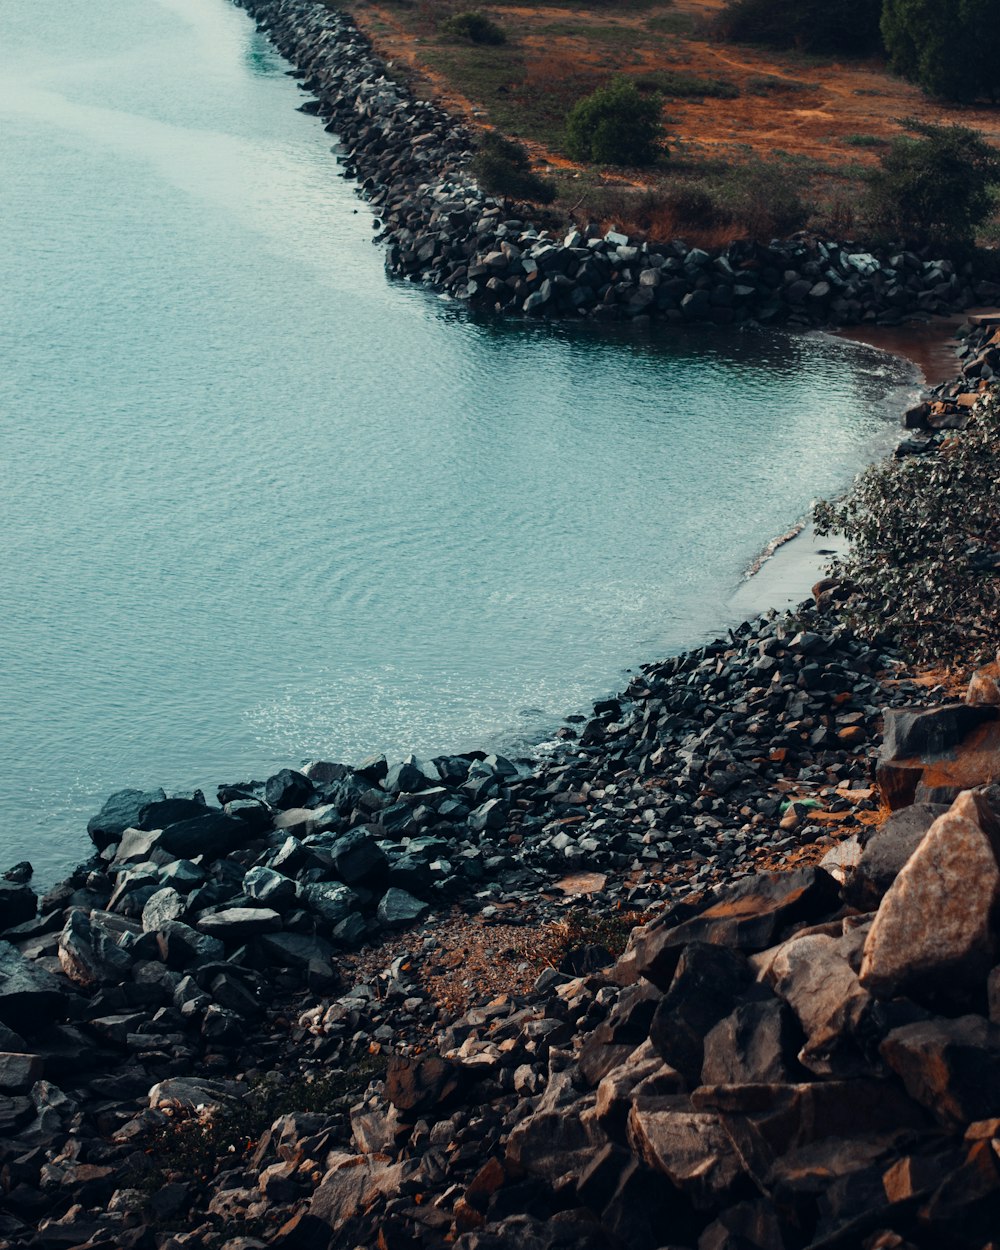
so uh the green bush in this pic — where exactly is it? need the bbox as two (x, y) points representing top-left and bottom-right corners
(440, 10), (506, 45)
(881, 0), (1000, 103)
(814, 389), (1000, 670)
(715, 0), (883, 55)
(632, 69), (739, 99)
(565, 76), (664, 167)
(472, 131), (556, 203)
(713, 161), (810, 239)
(862, 120), (1000, 244)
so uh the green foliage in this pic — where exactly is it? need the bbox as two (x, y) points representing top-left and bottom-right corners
(632, 69), (739, 99)
(440, 9), (507, 44)
(814, 390), (1000, 669)
(862, 121), (1000, 244)
(566, 76), (664, 167)
(709, 160), (810, 239)
(715, 0), (883, 55)
(471, 131), (557, 203)
(881, 0), (1000, 103)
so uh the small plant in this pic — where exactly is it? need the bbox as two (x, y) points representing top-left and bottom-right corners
(566, 76), (664, 167)
(471, 130), (556, 203)
(843, 132), (886, 148)
(745, 74), (815, 95)
(440, 9), (507, 45)
(862, 120), (1000, 245)
(814, 389), (1000, 670)
(712, 160), (810, 239)
(632, 69), (739, 99)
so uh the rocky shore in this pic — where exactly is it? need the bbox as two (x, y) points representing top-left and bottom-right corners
(233, 0), (1000, 330)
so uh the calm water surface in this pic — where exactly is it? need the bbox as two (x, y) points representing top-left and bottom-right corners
(1, 0), (917, 880)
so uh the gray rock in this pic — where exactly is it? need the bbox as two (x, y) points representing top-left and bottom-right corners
(197, 908), (282, 939)
(141, 887), (186, 933)
(88, 788), (166, 849)
(0, 1051), (43, 1092)
(376, 888), (429, 928)
(0, 941), (65, 1030)
(244, 866), (297, 908)
(299, 882), (358, 927)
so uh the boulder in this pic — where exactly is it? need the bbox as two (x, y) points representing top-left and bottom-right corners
(87, 788), (166, 849)
(264, 768), (315, 809)
(627, 1101), (743, 1207)
(299, 882), (358, 927)
(244, 866), (297, 909)
(58, 909), (133, 987)
(385, 1053), (462, 1117)
(0, 1051), (43, 1092)
(877, 704), (1000, 811)
(309, 1153), (409, 1232)
(881, 1015), (1000, 1128)
(701, 997), (801, 1086)
(158, 811), (249, 860)
(329, 829), (387, 887)
(197, 908), (282, 940)
(0, 884), (37, 933)
(860, 793), (1000, 1003)
(141, 887), (186, 933)
(845, 803), (949, 910)
(376, 887), (429, 928)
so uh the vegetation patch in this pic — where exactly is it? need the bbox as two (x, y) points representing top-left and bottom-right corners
(440, 9), (507, 44)
(632, 69), (739, 99)
(566, 75), (665, 166)
(714, 0), (884, 56)
(472, 130), (557, 203)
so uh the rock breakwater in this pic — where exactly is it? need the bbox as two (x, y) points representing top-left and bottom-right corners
(237, 0), (1000, 329)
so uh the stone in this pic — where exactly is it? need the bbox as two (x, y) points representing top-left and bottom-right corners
(877, 705), (1000, 811)
(148, 1076), (243, 1113)
(265, 768), (315, 809)
(468, 799), (507, 833)
(299, 882), (358, 927)
(763, 933), (872, 1076)
(244, 866), (298, 908)
(627, 1100), (744, 1207)
(860, 795), (1000, 1003)
(376, 887), (429, 927)
(0, 884), (37, 932)
(845, 803), (949, 910)
(58, 909), (133, 987)
(329, 829), (388, 887)
(0, 1052), (43, 1092)
(87, 788), (166, 849)
(385, 1053), (461, 1117)
(155, 920), (225, 968)
(197, 908), (282, 939)
(136, 797), (208, 830)
(648, 942), (751, 1082)
(159, 812), (248, 860)
(141, 887), (186, 933)
(967, 661), (1000, 707)
(633, 868), (840, 989)
(701, 997), (800, 1086)
(881, 1015), (1000, 1128)
(309, 1153), (408, 1231)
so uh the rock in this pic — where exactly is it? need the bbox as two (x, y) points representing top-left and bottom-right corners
(860, 792), (1000, 1004)
(468, 799), (507, 833)
(877, 704), (1000, 810)
(3, 862), (32, 884)
(197, 908), (282, 939)
(159, 811), (249, 860)
(376, 887), (429, 927)
(148, 1076), (243, 1113)
(309, 1153), (408, 1232)
(633, 868), (840, 988)
(648, 942), (751, 1081)
(0, 883), (37, 932)
(87, 788), (166, 849)
(702, 996), (800, 1085)
(0, 1052), (43, 1092)
(845, 803), (949, 910)
(244, 866), (298, 908)
(385, 1053), (462, 1117)
(265, 768), (315, 809)
(967, 661), (1000, 706)
(141, 887), (186, 933)
(58, 909), (133, 987)
(881, 1015), (1000, 1128)
(329, 828), (388, 887)
(156, 920), (225, 968)
(763, 932), (872, 1076)
(299, 882), (358, 927)
(627, 1101), (744, 1207)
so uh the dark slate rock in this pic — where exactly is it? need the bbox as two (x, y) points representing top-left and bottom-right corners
(0, 884), (37, 933)
(87, 788), (166, 849)
(377, 887), (430, 927)
(330, 828), (388, 887)
(155, 920), (226, 969)
(881, 1015), (1000, 1128)
(244, 866), (298, 909)
(299, 882), (359, 927)
(158, 812), (248, 860)
(136, 796), (208, 830)
(0, 941), (65, 1030)
(265, 768), (316, 809)
(881, 703), (997, 761)
(196, 908), (282, 940)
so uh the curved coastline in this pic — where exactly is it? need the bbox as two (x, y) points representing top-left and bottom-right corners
(5, 4), (1000, 1245)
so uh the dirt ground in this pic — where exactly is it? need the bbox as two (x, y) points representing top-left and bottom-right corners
(344, 0), (1000, 170)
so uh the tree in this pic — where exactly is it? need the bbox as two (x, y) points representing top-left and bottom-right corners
(715, 0), (883, 56)
(862, 120), (1000, 244)
(471, 132), (556, 204)
(881, 0), (1000, 103)
(565, 77), (664, 168)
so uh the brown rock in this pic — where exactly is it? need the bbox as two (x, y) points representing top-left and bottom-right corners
(309, 1153), (408, 1231)
(877, 705), (1000, 811)
(968, 661), (1000, 707)
(701, 997), (800, 1086)
(627, 1099), (744, 1208)
(764, 933), (873, 1076)
(880, 1015), (1000, 1129)
(845, 803), (949, 910)
(384, 1053), (462, 1118)
(859, 797), (1000, 1003)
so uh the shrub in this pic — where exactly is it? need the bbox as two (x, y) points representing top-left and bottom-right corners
(632, 70), (739, 99)
(440, 10), (506, 45)
(713, 161), (809, 239)
(566, 76), (664, 167)
(862, 121), (1000, 244)
(472, 131), (556, 203)
(881, 0), (1000, 103)
(715, 0), (883, 55)
(814, 389), (1000, 670)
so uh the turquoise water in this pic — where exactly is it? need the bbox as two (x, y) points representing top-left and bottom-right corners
(0, 0), (915, 881)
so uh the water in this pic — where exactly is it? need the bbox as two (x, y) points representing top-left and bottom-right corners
(0, 0), (917, 882)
